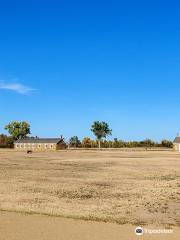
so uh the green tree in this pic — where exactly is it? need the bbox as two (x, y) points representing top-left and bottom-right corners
(113, 138), (119, 148)
(69, 136), (81, 148)
(0, 134), (14, 148)
(0, 134), (7, 146)
(4, 121), (31, 140)
(140, 139), (155, 148)
(161, 139), (173, 148)
(91, 121), (112, 149)
(82, 137), (92, 148)
(6, 136), (14, 147)
(90, 140), (98, 148)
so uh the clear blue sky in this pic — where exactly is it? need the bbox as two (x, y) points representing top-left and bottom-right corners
(0, 0), (180, 141)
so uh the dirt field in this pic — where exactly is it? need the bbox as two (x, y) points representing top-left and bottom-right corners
(1, 211), (180, 240)
(0, 149), (179, 230)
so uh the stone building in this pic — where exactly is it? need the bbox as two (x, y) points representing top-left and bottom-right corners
(14, 137), (67, 151)
(173, 136), (180, 152)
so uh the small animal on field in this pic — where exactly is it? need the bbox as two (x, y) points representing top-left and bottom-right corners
(27, 150), (32, 154)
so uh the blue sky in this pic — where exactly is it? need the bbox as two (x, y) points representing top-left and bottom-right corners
(0, 0), (180, 141)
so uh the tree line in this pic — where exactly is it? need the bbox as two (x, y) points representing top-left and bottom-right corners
(68, 136), (173, 148)
(0, 121), (173, 149)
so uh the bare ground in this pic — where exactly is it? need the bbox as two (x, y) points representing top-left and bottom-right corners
(0, 211), (180, 240)
(0, 149), (180, 227)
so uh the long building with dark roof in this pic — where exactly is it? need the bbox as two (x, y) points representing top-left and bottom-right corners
(14, 137), (67, 151)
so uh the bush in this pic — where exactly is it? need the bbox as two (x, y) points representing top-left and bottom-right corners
(161, 140), (173, 148)
(82, 137), (92, 148)
(0, 134), (14, 148)
(69, 136), (81, 148)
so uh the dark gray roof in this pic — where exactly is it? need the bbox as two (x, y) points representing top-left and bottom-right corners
(15, 138), (62, 144)
(173, 137), (180, 143)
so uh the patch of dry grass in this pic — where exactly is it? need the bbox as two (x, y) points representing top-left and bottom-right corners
(0, 149), (180, 226)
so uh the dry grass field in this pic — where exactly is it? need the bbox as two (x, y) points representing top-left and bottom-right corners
(0, 149), (180, 227)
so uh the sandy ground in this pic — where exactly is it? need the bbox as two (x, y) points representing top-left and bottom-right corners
(0, 149), (180, 239)
(0, 149), (180, 226)
(0, 211), (180, 240)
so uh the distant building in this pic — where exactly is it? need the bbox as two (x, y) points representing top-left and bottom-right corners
(14, 137), (67, 151)
(173, 136), (180, 152)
